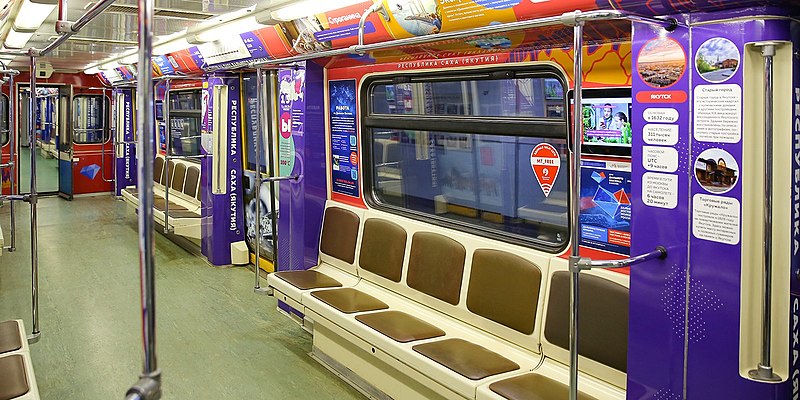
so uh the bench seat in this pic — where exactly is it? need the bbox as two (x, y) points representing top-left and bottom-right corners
(122, 155), (202, 240)
(270, 202), (629, 400)
(303, 278), (542, 399)
(0, 320), (39, 400)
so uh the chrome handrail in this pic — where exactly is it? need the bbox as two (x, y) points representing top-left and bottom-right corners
(748, 42), (782, 383)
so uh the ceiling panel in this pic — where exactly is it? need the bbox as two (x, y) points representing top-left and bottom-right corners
(2, 0), (260, 72)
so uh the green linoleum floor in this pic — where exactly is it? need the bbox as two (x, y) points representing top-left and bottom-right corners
(18, 146), (60, 193)
(0, 196), (365, 400)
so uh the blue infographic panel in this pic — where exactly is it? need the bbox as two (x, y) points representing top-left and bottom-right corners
(579, 159), (631, 255)
(329, 79), (359, 197)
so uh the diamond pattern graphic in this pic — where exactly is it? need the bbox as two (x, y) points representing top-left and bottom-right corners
(80, 164), (101, 180)
(591, 171), (606, 183)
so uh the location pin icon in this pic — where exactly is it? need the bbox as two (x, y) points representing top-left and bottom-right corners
(530, 143), (561, 197)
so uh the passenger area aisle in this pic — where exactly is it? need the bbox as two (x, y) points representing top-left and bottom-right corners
(0, 197), (364, 399)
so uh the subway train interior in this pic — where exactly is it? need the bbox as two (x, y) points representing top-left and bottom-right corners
(0, 0), (799, 399)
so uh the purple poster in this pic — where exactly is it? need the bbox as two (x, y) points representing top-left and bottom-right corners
(629, 19), (691, 400)
(277, 67), (307, 271)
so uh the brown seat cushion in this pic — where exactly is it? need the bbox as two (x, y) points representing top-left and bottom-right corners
(123, 188), (164, 201)
(0, 321), (22, 354)
(184, 166), (200, 199)
(153, 200), (188, 212)
(467, 249), (542, 334)
(359, 219), (407, 282)
(319, 207), (360, 264)
(544, 271), (629, 372)
(406, 232), (466, 305)
(0, 355), (29, 400)
(311, 288), (388, 314)
(273, 270), (342, 290)
(489, 373), (598, 400)
(164, 210), (201, 219)
(356, 311), (445, 343)
(412, 338), (519, 380)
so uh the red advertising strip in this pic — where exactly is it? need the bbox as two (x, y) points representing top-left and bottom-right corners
(255, 26), (296, 59)
(636, 90), (688, 103)
(608, 229), (632, 247)
(169, 49), (202, 74)
(324, 1), (392, 47)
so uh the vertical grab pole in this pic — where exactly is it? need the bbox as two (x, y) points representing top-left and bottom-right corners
(27, 55), (40, 344)
(568, 16), (584, 400)
(100, 88), (114, 184)
(163, 79), (171, 234)
(126, 0), (161, 397)
(266, 70), (279, 273)
(748, 43), (781, 382)
(9, 71), (16, 251)
(254, 68), (264, 291)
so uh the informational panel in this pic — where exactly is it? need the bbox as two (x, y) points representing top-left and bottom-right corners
(579, 159), (631, 255)
(328, 79), (359, 198)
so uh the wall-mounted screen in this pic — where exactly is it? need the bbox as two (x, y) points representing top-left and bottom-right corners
(570, 88), (632, 157)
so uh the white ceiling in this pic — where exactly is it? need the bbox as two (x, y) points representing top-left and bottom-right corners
(3, 0), (259, 72)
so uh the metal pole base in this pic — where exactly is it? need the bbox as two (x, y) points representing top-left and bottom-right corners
(27, 331), (40, 344)
(126, 370), (162, 400)
(748, 365), (782, 382)
(254, 287), (274, 296)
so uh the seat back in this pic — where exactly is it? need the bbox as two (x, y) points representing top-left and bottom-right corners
(358, 218), (407, 283)
(318, 206), (361, 274)
(541, 267), (629, 388)
(171, 163), (187, 192)
(406, 232), (466, 306)
(161, 160), (175, 186)
(184, 166), (200, 201)
(466, 249), (542, 336)
(153, 156), (165, 184)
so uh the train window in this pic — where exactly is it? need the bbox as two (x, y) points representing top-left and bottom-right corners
(371, 77), (565, 118)
(168, 90), (202, 158)
(73, 95), (109, 144)
(364, 68), (569, 251)
(0, 94), (8, 146)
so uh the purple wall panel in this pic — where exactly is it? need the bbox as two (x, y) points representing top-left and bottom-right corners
(201, 74), (246, 266)
(114, 88), (136, 195)
(628, 20), (691, 400)
(685, 17), (790, 400)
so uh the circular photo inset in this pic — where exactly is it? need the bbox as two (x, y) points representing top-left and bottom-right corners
(695, 37), (740, 83)
(694, 148), (739, 194)
(637, 37), (687, 89)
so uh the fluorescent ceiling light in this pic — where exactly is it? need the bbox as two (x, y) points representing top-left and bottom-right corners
(121, 53), (138, 65)
(100, 60), (120, 70)
(190, 16), (265, 44)
(4, 29), (33, 49)
(13, 0), (57, 31)
(270, 0), (366, 21)
(153, 37), (190, 55)
(84, 66), (101, 74)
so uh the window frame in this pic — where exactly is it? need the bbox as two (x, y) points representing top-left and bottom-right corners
(361, 65), (571, 253)
(166, 88), (203, 160)
(72, 94), (110, 144)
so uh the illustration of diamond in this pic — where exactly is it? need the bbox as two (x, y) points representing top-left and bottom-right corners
(592, 186), (627, 217)
(591, 171), (606, 183)
(81, 164), (101, 180)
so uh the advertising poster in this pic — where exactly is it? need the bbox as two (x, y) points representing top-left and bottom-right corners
(312, 1), (391, 47)
(252, 26), (295, 59)
(329, 79), (359, 197)
(579, 159), (631, 255)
